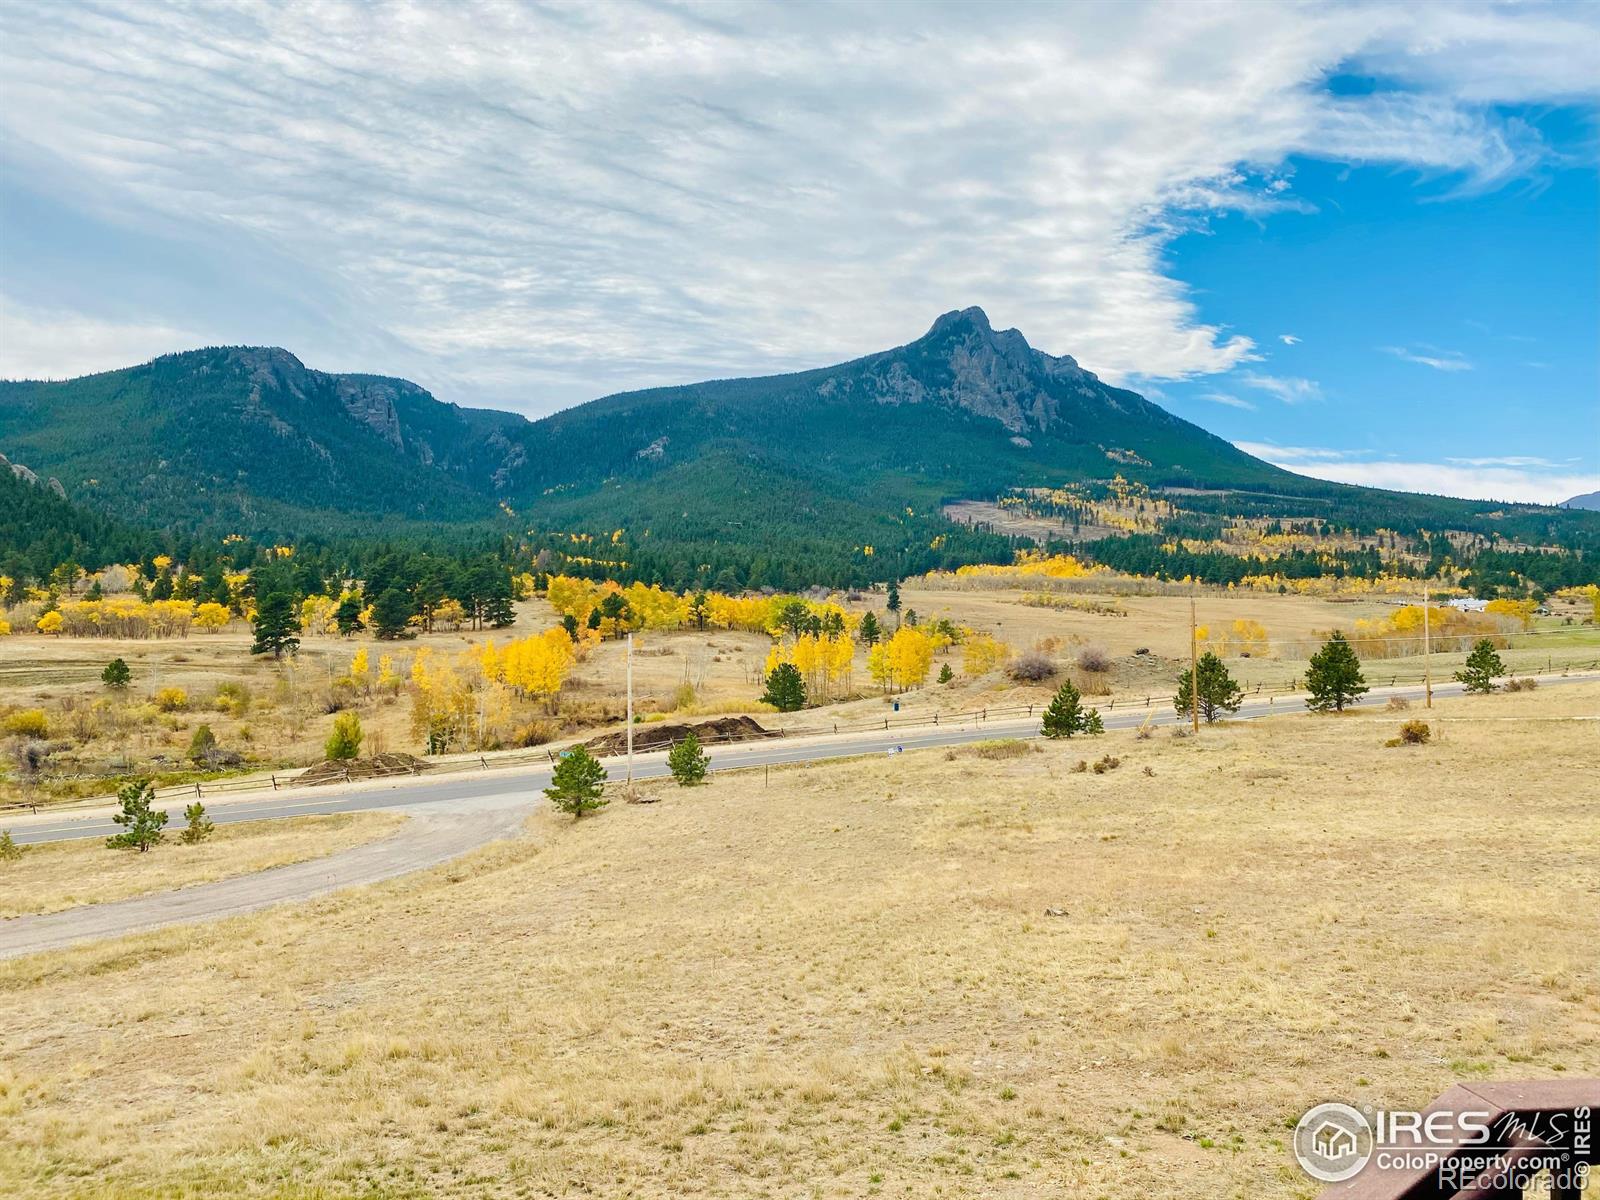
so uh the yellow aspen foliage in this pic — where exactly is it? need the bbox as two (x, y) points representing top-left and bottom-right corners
(194, 602), (231, 632)
(377, 653), (402, 695)
(962, 634), (1011, 676)
(1484, 598), (1536, 629)
(36, 611), (63, 635)
(409, 648), (474, 753)
(435, 598), (467, 631)
(299, 594), (338, 635)
(350, 647), (371, 691)
(0, 618), (10, 635)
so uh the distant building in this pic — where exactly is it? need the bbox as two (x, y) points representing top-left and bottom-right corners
(1447, 598), (1489, 613)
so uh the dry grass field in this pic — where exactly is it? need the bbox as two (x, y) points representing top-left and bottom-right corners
(1, 683), (1595, 1198)
(0, 811), (407, 918)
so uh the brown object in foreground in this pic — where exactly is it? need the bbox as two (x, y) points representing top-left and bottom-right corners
(1320, 1080), (1599, 1200)
(584, 715), (778, 757)
(297, 752), (432, 787)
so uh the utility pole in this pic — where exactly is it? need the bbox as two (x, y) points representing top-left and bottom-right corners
(1189, 590), (1200, 734)
(625, 631), (635, 793)
(1422, 578), (1432, 709)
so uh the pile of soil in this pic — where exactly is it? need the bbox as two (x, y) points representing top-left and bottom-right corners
(584, 715), (777, 757)
(297, 752), (433, 786)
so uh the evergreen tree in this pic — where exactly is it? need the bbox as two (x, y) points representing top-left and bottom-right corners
(667, 730), (709, 786)
(545, 747), (608, 819)
(886, 580), (902, 621)
(180, 801), (215, 845)
(480, 570), (516, 628)
(371, 587), (415, 639)
(106, 779), (167, 852)
(102, 657), (131, 689)
(1042, 679), (1102, 738)
(1174, 652), (1244, 723)
(858, 611), (882, 646)
(1455, 638), (1505, 694)
(325, 711), (363, 760)
(1305, 632), (1368, 712)
(0, 830), (23, 862)
(938, 663), (954, 684)
(187, 723), (218, 765)
(761, 662), (807, 712)
(334, 591), (365, 635)
(561, 613), (581, 641)
(250, 591), (300, 658)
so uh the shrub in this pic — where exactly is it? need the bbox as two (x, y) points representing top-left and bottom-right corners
(968, 738), (1032, 759)
(214, 681), (252, 716)
(153, 687), (189, 712)
(1385, 695), (1411, 712)
(1007, 651), (1057, 683)
(2, 709), (49, 738)
(1396, 719), (1431, 745)
(187, 723), (218, 764)
(1090, 754), (1122, 774)
(325, 711), (363, 761)
(1504, 676), (1538, 692)
(0, 830), (23, 862)
(1076, 645), (1113, 673)
(667, 731), (709, 785)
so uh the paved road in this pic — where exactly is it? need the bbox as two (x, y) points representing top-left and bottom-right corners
(1, 672), (1591, 960)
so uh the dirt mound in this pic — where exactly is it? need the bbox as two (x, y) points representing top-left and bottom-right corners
(298, 752), (432, 787)
(585, 715), (777, 757)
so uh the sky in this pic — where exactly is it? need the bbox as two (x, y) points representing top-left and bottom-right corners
(0, 0), (1596, 503)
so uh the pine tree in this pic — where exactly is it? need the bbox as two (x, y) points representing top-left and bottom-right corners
(106, 779), (167, 852)
(859, 611), (882, 646)
(1042, 679), (1101, 738)
(938, 663), (954, 683)
(886, 580), (901, 621)
(371, 587), (415, 640)
(180, 801), (215, 845)
(251, 591), (301, 658)
(667, 730), (709, 786)
(545, 747), (608, 819)
(1174, 652), (1244, 723)
(761, 662), (807, 712)
(325, 711), (363, 760)
(102, 657), (131, 689)
(0, 830), (24, 862)
(334, 592), (365, 635)
(1305, 633), (1368, 712)
(1455, 638), (1505, 694)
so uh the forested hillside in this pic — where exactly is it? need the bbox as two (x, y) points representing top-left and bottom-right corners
(3, 307), (1596, 590)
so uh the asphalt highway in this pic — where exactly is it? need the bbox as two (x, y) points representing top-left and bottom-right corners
(11, 671), (1590, 847)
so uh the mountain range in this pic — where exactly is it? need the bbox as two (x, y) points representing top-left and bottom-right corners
(1, 307), (1593, 583)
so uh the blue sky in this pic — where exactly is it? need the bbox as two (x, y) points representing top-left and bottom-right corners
(0, 1), (1596, 502)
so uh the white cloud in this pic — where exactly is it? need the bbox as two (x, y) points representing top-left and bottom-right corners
(1237, 441), (1598, 504)
(1197, 392), (1256, 410)
(0, 2), (1593, 409)
(1239, 372), (1323, 403)
(1278, 334), (1300, 345)
(0, 297), (202, 381)
(1382, 345), (1473, 371)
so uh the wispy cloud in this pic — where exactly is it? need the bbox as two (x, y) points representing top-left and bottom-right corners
(1382, 345), (1473, 371)
(0, 2), (1593, 408)
(1237, 441), (1597, 504)
(1197, 392), (1256, 410)
(1278, 334), (1300, 345)
(1239, 372), (1323, 404)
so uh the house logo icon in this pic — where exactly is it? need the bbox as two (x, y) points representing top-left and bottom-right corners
(1294, 1102), (1374, 1183)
